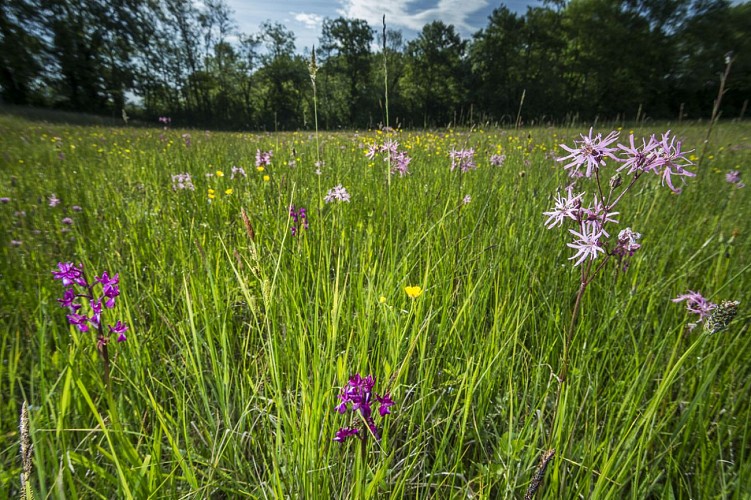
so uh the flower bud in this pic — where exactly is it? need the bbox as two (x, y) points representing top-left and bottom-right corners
(609, 173), (623, 189)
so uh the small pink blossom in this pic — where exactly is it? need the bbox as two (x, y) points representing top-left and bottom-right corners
(567, 225), (605, 266)
(673, 290), (716, 319)
(558, 128), (619, 178)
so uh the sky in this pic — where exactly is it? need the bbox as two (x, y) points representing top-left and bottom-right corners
(225, 0), (539, 53)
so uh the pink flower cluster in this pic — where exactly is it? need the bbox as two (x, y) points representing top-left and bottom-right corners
(450, 148), (476, 173)
(558, 129), (694, 193)
(546, 130), (694, 268)
(366, 139), (412, 177)
(255, 149), (272, 168)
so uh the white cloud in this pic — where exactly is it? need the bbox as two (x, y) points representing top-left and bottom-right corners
(337, 0), (489, 35)
(291, 12), (324, 29)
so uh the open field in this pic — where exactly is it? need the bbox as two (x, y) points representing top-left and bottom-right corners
(1, 115), (750, 498)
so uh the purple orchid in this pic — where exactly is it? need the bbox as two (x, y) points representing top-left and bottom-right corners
(334, 373), (394, 443)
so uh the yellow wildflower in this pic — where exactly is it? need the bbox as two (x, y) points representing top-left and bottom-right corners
(405, 286), (423, 299)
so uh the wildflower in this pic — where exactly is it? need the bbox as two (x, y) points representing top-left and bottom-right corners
(369, 141), (412, 176)
(379, 296), (387, 304)
(10, 239), (22, 247)
(182, 133), (191, 147)
(550, 130), (695, 271)
(158, 116), (171, 125)
(263, 175), (270, 182)
(52, 262), (87, 287)
(617, 133), (660, 174)
(567, 225), (605, 266)
(582, 197), (619, 234)
(324, 185), (351, 203)
(109, 321), (128, 342)
(256, 166), (265, 172)
(62, 217), (73, 225)
(66, 312), (89, 332)
(726, 170), (745, 188)
(383, 139), (399, 157)
(450, 148), (477, 172)
(651, 132), (695, 193)
(49, 194), (61, 207)
(231, 166), (246, 179)
(256, 149), (273, 168)
(216, 170), (224, 177)
(613, 227), (641, 256)
(53, 263), (128, 344)
(96, 271), (120, 308)
(72, 205), (83, 212)
(334, 374), (393, 443)
(57, 288), (80, 311)
(333, 427), (360, 442)
(557, 128), (619, 178)
(0, 197), (10, 203)
(174, 173), (197, 192)
(208, 188), (216, 200)
(391, 151), (412, 177)
(289, 205), (309, 236)
(376, 393), (395, 416)
(89, 298), (102, 327)
(171, 173), (195, 191)
(543, 188), (584, 229)
(672, 290), (716, 319)
(405, 285), (423, 299)
(462, 194), (472, 205)
(490, 154), (506, 167)
(225, 188), (233, 195)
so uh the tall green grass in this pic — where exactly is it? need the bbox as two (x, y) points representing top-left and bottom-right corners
(0, 115), (749, 498)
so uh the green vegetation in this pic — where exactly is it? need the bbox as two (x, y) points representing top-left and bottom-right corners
(0, 114), (749, 497)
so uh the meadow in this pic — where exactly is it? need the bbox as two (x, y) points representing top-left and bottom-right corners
(0, 114), (749, 498)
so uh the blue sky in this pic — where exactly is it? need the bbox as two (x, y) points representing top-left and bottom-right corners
(225, 0), (539, 53)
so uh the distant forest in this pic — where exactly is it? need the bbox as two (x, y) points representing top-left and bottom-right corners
(1, 0), (749, 129)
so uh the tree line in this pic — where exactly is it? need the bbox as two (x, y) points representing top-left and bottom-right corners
(1, 0), (749, 129)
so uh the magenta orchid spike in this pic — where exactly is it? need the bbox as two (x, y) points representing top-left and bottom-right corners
(334, 373), (394, 443)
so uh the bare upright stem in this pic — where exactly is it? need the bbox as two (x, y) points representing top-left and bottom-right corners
(560, 279), (587, 384)
(382, 15), (389, 129)
(699, 53), (734, 168)
(309, 47), (321, 167)
(515, 89), (526, 130)
(99, 339), (112, 392)
(382, 16), (394, 263)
